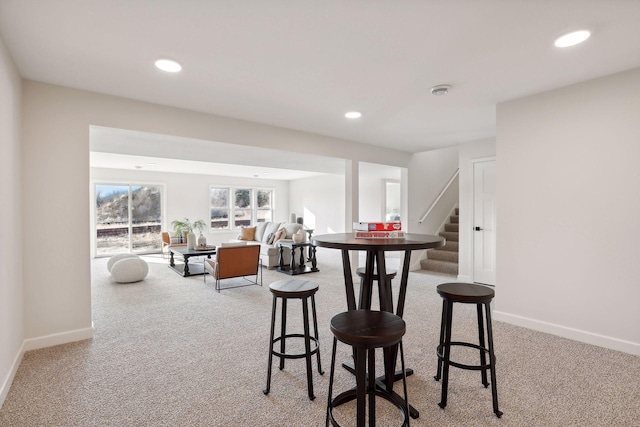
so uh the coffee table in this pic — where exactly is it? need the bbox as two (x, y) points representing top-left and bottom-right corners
(169, 245), (217, 277)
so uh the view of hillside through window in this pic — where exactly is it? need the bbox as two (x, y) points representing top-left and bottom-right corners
(95, 184), (163, 256)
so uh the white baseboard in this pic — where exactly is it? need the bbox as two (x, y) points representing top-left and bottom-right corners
(1, 326), (94, 409)
(494, 311), (640, 356)
(23, 327), (94, 352)
(0, 341), (25, 410)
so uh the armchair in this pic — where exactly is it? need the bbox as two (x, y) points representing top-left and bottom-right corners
(161, 231), (186, 258)
(203, 243), (262, 292)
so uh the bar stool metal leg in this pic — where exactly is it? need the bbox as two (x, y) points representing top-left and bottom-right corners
(279, 298), (287, 370)
(302, 296), (315, 400)
(367, 349), (376, 427)
(326, 337), (338, 427)
(264, 295), (278, 395)
(485, 301), (503, 418)
(434, 298), (447, 381)
(438, 300), (454, 410)
(477, 303), (489, 388)
(311, 294), (324, 374)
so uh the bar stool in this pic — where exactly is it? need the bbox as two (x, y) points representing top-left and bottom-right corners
(264, 278), (323, 400)
(355, 267), (397, 309)
(434, 282), (502, 418)
(327, 310), (410, 427)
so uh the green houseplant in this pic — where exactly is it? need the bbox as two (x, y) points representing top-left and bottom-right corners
(171, 218), (206, 249)
(171, 218), (206, 234)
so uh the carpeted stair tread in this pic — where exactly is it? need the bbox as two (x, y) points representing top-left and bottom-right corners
(420, 259), (458, 275)
(427, 249), (458, 262)
(444, 223), (459, 232)
(441, 241), (458, 252)
(421, 208), (459, 275)
(439, 231), (459, 242)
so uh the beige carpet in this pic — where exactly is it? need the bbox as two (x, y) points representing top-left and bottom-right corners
(1, 248), (640, 426)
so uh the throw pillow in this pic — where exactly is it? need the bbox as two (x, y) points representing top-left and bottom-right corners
(266, 232), (275, 244)
(273, 228), (286, 243)
(239, 226), (256, 241)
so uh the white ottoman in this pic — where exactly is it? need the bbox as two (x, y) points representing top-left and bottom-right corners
(110, 257), (149, 283)
(107, 253), (140, 272)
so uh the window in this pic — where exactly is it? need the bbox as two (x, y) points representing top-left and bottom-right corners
(210, 187), (230, 229)
(209, 186), (274, 230)
(95, 184), (163, 256)
(256, 189), (273, 223)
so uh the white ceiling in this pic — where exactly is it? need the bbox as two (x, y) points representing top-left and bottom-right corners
(2, 0), (640, 154)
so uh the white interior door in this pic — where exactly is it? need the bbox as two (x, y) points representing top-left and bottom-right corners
(473, 160), (496, 285)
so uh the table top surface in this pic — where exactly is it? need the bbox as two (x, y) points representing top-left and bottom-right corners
(312, 232), (445, 251)
(169, 245), (217, 256)
(277, 240), (314, 247)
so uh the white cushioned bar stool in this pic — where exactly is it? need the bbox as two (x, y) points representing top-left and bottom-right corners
(434, 282), (502, 418)
(327, 310), (410, 427)
(264, 278), (323, 400)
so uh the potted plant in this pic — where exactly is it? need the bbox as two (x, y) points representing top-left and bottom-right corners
(171, 218), (206, 249)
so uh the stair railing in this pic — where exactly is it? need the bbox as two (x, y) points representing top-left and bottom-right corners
(418, 168), (459, 224)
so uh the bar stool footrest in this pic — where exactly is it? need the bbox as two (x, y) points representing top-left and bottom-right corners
(436, 341), (492, 371)
(328, 388), (410, 427)
(271, 334), (320, 359)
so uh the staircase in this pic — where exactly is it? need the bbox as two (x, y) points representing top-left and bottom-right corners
(420, 208), (459, 275)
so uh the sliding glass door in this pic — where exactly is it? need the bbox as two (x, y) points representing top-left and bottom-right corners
(95, 184), (163, 257)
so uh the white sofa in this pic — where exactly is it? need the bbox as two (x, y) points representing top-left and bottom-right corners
(230, 221), (303, 269)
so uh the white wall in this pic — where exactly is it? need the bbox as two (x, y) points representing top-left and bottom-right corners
(0, 35), (23, 407)
(408, 146), (459, 235)
(21, 81), (411, 349)
(289, 174), (345, 235)
(91, 168), (291, 250)
(496, 67), (640, 355)
(405, 146), (459, 269)
(457, 138), (496, 282)
(358, 162), (402, 223)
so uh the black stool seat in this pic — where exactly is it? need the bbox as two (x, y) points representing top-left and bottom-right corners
(330, 310), (405, 349)
(355, 267), (397, 281)
(327, 310), (410, 427)
(437, 282), (494, 303)
(264, 278), (323, 400)
(435, 282), (502, 418)
(269, 278), (319, 297)
(355, 267), (397, 310)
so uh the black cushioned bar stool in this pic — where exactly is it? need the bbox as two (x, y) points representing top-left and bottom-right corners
(355, 267), (397, 309)
(327, 310), (410, 427)
(264, 278), (323, 400)
(434, 282), (502, 418)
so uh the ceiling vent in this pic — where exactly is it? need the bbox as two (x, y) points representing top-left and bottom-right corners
(431, 84), (452, 96)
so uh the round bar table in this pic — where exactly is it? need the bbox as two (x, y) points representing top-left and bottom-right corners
(313, 232), (445, 420)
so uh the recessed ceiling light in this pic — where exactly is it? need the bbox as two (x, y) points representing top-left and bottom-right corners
(554, 30), (591, 48)
(155, 58), (182, 72)
(262, 172), (271, 175)
(134, 165), (143, 169)
(146, 162), (156, 166)
(345, 111), (362, 119)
